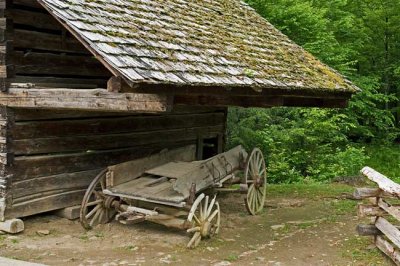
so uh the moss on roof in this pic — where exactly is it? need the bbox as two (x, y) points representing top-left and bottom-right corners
(38, 0), (359, 94)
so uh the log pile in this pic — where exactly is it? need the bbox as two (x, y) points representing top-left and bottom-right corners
(356, 167), (400, 265)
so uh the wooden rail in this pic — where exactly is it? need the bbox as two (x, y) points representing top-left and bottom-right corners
(356, 167), (400, 265)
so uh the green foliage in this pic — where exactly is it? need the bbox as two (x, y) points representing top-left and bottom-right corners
(228, 108), (369, 183)
(226, 0), (400, 183)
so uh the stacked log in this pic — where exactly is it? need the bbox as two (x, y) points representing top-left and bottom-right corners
(356, 167), (400, 265)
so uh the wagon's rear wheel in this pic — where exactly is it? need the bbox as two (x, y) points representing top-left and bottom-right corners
(186, 193), (221, 249)
(244, 148), (267, 215)
(80, 169), (117, 230)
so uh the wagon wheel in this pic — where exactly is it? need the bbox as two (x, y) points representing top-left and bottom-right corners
(186, 193), (221, 249)
(80, 169), (117, 230)
(244, 148), (267, 215)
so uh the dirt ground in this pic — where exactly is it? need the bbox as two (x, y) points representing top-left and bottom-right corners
(0, 184), (394, 266)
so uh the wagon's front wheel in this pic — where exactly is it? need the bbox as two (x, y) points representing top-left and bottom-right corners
(244, 148), (267, 215)
(80, 169), (116, 230)
(186, 193), (221, 249)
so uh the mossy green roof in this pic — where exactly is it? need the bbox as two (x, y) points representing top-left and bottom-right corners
(38, 0), (359, 94)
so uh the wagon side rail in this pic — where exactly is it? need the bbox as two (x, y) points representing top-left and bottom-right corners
(355, 167), (400, 265)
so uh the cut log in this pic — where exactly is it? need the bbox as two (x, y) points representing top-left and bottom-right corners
(54, 205), (81, 220)
(357, 224), (382, 236)
(0, 218), (24, 234)
(376, 235), (400, 265)
(353, 187), (393, 199)
(0, 88), (171, 113)
(361, 167), (400, 197)
(357, 204), (386, 217)
(375, 217), (400, 248)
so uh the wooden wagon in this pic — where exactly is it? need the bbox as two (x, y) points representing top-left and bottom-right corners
(79, 145), (267, 248)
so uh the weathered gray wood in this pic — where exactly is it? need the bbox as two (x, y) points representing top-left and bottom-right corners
(12, 169), (103, 199)
(13, 51), (110, 77)
(357, 204), (386, 218)
(361, 167), (400, 197)
(357, 224), (383, 236)
(13, 143), (193, 181)
(5, 189), (86, 219)
(0, 218), (24, 233)
(107, 145), (196, 187)
(375, 217), (400, 249)
(0, 88), (171, 113)
(377, 198), (400, 222)
(13, 125), (223, 155)
(172, 145), (247, 198)
(54, 205), (81, 220)
(353, 187), (393, 199)
(12, 112), (225, 139)
(376, 235), (400, 265)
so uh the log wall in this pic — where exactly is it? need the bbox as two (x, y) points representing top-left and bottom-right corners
(9, 0), (111, 88)
(4, 106), (227, 219)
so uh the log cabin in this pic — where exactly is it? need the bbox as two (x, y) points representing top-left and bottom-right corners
(0, 0), (359, 231)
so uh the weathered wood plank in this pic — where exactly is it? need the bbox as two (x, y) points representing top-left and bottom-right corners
(377, 198), (400, 222)
(375, 217), (400, 249)
(13, 51), (110, 77)
(12, 112), (225, 139)
(9, 75), (107, 89)
(361, 167), (400, 197)
(5, 189), (86, 219)
(107, 145), (196, 187)
(0, 88), (171, 113)
(13, 143), (194, 181)
(13, 125), (222, 155)
(376, 235), (400, 265)
(12, 106), (225, 121)
(14, 29), (87, 53)
(11, 8), (62, 31)
(12, 169), (103, 199)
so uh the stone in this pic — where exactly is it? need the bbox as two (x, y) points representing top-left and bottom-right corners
(36, 230), (50, 236)
(271, 225), (285, 230)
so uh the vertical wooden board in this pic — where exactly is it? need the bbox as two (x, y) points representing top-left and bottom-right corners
(0, 106), (13, 221)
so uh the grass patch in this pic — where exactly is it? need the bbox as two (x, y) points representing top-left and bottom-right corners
(365, 145), (400, 182)
(226, 254), (239, 262)
(342, 236), (389, 265)
(267, 183), (353, 199)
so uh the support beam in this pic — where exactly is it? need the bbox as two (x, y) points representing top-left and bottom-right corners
(54, 205), (81, 220)
(0, 87), (171, 113)
(174, 94), (348, 109)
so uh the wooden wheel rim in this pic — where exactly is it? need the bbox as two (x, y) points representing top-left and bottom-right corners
(186, 193), (221, 249)
(80, 169), (116, 230)
(244, 148), (267, 215)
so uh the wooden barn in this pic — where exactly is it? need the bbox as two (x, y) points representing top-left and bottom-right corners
(0, 0), (358, 232)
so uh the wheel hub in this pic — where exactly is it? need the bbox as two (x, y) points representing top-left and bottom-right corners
(200, 221), (212, 238)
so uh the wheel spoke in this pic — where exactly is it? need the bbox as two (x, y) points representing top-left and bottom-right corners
(85, 204), (101, 219)
(187, 227), (200, 233)
(89, 209), (102, 227)
(206, 195), (216, 217)
(207, 209), (219, 222)
(203, 196), (209, 221)
(193, 214), (201, 225)
(187, 232), (201, 249)
(86, 199), (103, 207)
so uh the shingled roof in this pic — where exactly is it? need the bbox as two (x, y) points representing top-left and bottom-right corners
(37, 0), (359, 95)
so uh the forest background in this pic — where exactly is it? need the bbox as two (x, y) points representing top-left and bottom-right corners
(228, 0), (400, 183)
